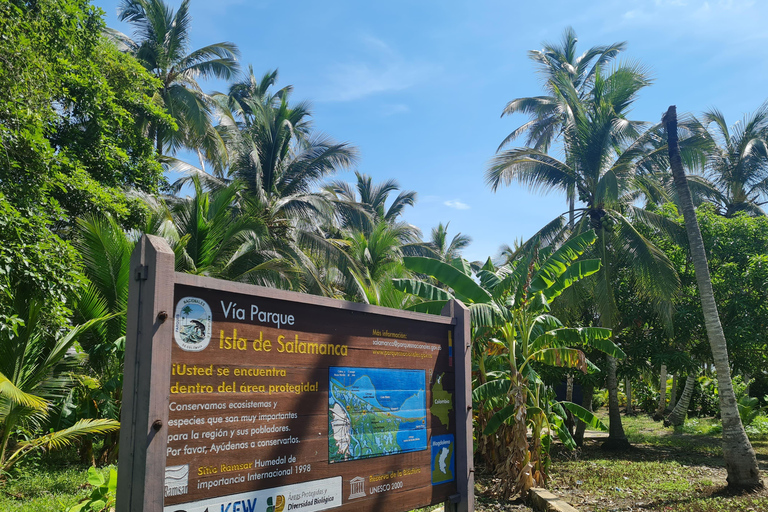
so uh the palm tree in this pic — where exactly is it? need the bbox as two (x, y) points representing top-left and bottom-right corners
(0, 287), (119, 471)
(322, 172), (424, 261)
(68, 215), (135, 462)
(428, 222), (471, 262)
(324, 171), (417, 227)
(697, 105), (768, 216)
(500, 28), (627, 228)
(344, 221), (415, 307)
(663, 105), (762, 488)
(488, 64), (680, 448)
(172, 69), (359, 295)
(110, 0), (240, 155)
(499, 27), (626, 152)
(146, 177), (298, 288)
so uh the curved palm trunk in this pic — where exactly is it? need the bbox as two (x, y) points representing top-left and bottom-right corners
(665, 371), (697, 428)
(664, 106), (762, 488)
(654, 364), (668, 420)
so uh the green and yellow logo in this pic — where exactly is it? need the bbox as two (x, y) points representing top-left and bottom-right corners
(266, 495), (285, 512)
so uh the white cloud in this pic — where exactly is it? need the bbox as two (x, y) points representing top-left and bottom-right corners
(317, 35), (439, 102)
(444, 199), (470, 210)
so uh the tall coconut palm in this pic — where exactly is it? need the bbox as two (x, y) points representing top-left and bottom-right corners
(500, 28), (627, 228)
(488, 64), (681, 448)
(499, 27), (626, 152)
(172, 69), (359, 295)
(323, 171), (420, 245)
(697, 105), (768, 216)
(663, 105), (762, 488)
(428, 222), (471, 262)
(110, 0), (240, 155)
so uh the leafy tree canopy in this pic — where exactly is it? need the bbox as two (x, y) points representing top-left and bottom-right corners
(0, 0), (170, 328)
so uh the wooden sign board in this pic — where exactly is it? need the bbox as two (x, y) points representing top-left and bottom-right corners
(117, 235), (474, 512)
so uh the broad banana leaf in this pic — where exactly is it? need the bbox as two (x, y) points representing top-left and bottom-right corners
(404, 301), (446, 315)
(530, 348), (588, 373)
(542, 259), (601, 301)
(450, 257), (473, 276)
(402, 257), (492, 304)
(529, 230), (597, 292)
(483, 404), (518, 435)
(472, 379), (510, 403)
(560, 401), (608, 431)
(529, 327), (614, 354)
(553, 417), (577, 450)
(469, 303), (505, 330)
(392, 279), (454, 302)
(525, 406), (544, 421)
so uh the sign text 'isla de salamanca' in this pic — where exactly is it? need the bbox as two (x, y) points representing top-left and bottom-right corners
(116, 235), (473, 512)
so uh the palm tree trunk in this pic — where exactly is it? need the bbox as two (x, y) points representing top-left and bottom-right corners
(670, 374), (678, 410)
(603, 355), (630, 449)
(665, 371), (697, 427)
(664, 106), (762, 488)
(654, 364), (668, 420)
(625, 378), (633, 415)
(566, 372), (575, 434)
(574, 384), (594, 447)
(597, 225), (629, 449)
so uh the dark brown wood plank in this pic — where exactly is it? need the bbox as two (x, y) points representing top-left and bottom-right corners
(116, 235), (175, 512)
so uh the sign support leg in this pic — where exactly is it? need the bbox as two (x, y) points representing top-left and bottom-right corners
(442, 300), (474, 512)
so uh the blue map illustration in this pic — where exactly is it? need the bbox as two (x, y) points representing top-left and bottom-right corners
(328, 367), (427, 462)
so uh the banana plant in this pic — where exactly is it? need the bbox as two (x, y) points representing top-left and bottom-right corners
(395, 230), (624, 497)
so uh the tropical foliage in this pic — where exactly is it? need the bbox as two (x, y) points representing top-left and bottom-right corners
(0, 0), (766, 500)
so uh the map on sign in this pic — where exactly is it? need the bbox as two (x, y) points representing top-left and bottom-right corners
(328, 367), (427, 462)
(430, 373), (453, 428)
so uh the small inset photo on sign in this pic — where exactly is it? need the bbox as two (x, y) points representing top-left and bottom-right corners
(328, 367), (427, 462)
(164, 464), (190, 498)
(431, 435), (455, 485)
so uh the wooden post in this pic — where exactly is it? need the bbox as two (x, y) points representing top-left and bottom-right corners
(116, 235), (175, 512)
(442, 300), (474, 512)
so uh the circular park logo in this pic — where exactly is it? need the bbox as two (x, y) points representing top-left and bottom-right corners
(174, 297), (212, 352)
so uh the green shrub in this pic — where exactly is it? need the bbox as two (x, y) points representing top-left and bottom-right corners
(745, 415), (768, 438)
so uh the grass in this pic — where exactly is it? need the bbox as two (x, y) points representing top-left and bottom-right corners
(0, 452), (112, 512)
(548, 412), (768, 512)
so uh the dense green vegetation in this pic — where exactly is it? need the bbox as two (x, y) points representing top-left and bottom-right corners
(0, 0), (766, 509)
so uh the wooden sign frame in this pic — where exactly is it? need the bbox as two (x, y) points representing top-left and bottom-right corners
(116, 235), (473, 512)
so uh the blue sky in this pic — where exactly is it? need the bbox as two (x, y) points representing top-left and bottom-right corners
(95, 0), (768, 263)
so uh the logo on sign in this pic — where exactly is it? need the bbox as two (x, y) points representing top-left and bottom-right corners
(174, 297), (212, 352)
(266, 495), (285, 512)
(164, 464), (189, 497)
(349, 476), (366, 499)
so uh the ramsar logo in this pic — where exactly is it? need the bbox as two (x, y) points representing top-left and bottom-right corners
(174, 297), (213, 352)
(266, 495), (285, 512)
